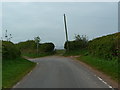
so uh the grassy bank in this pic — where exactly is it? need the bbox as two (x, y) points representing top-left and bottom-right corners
(77, 55), (119, 82)
(63, 32), (119, 82)
(2, 58), (36, 88)
(63, 49), (119, 82)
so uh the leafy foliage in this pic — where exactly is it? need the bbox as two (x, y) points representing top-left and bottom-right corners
(64, 34), (88, 51)
(63, 32), (119, 82)
(2, 41), (21, 60)
(39, 43), (55, 52)
(16, 40), (36, 54)
(16, 40), (55, 58)
(16, 40), (36, 50)
(64, 32), (119, 60)
(34, 36), (41, 44)
(88, 32), (120, 60)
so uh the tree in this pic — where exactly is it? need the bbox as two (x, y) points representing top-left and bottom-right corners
(34, 36), (41, 54)
(74, 34), (82, 41)
(75, 34), (88, 43)
(5, 30), (8, 41)
(8, 34), (12, 41)
(64, 34), (88, 51)
(4, 30), (12, 41)
(39, 43), (55, 52)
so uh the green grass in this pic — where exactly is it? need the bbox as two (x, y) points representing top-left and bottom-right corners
(78, 55), (119, 82)
(2, 58), (36, 88)
(63, 50), (119, 82)
(63, 49), (87, 56)
(55, 49), (65, 56)
(22, 52), (55, 58)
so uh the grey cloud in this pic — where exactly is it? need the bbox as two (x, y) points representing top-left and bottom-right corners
(2, 2), (118, 49)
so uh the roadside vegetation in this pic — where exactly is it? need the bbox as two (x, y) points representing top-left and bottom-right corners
(54, 49), (65, 56)
(16, 40), (55, 58)
(64, 32), (119, 82)
(2, 29), (119, 88)
(78, 55), (118, 81)
(2, 58), (36, 88)
(2, 35), (56, 88)
(2, 41), (36, 88)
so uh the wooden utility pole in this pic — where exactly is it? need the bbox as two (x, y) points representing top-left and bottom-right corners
(64, 14), (69, 51)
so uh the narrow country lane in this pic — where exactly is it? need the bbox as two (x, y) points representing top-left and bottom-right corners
(14, 56), (111, 88)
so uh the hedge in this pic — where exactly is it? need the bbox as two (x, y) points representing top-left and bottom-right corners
(64, 32), (119, 60)
(16, 41), (55, 54)
(39, 43), (55, 52)
(16, 40), (36, 50)
(2, 41), (21, 60)
(88, 32), (120, 60)
(64, 41), (87, 51)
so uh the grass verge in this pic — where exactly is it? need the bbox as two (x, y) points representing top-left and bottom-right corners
(77, 55), (119, 82)
(54, 49), (65, 56)
(22, 52), (55, 58)
(63, 49), (87, 56)
(2, 58), (36, 88)
(63, 49), (119, 82)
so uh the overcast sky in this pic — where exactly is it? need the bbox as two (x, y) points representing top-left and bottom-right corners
(2, 2), (118, 49)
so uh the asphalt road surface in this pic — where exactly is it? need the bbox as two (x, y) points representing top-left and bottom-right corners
(14, 56), (111, 88)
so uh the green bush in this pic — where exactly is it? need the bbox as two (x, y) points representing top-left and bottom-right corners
(2, 41), (21, 60)
(16, 40), (55, 57)
(64, 35), (88, 51)
(88, 32), (120, 60)
(64, 32), (119, 60)
(16, 40), (37, 54)
(39, 43), (55, 52)
(16, 40), (36, 50)
(64, 41), (88, 51)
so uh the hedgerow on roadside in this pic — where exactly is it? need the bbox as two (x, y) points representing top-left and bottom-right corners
(2, 41), (21, 60)
(88, 32), (120, 60)
(64, 32), (119, 60)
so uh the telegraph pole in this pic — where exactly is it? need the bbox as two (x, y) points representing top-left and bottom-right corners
(64, 14), (69, 51)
